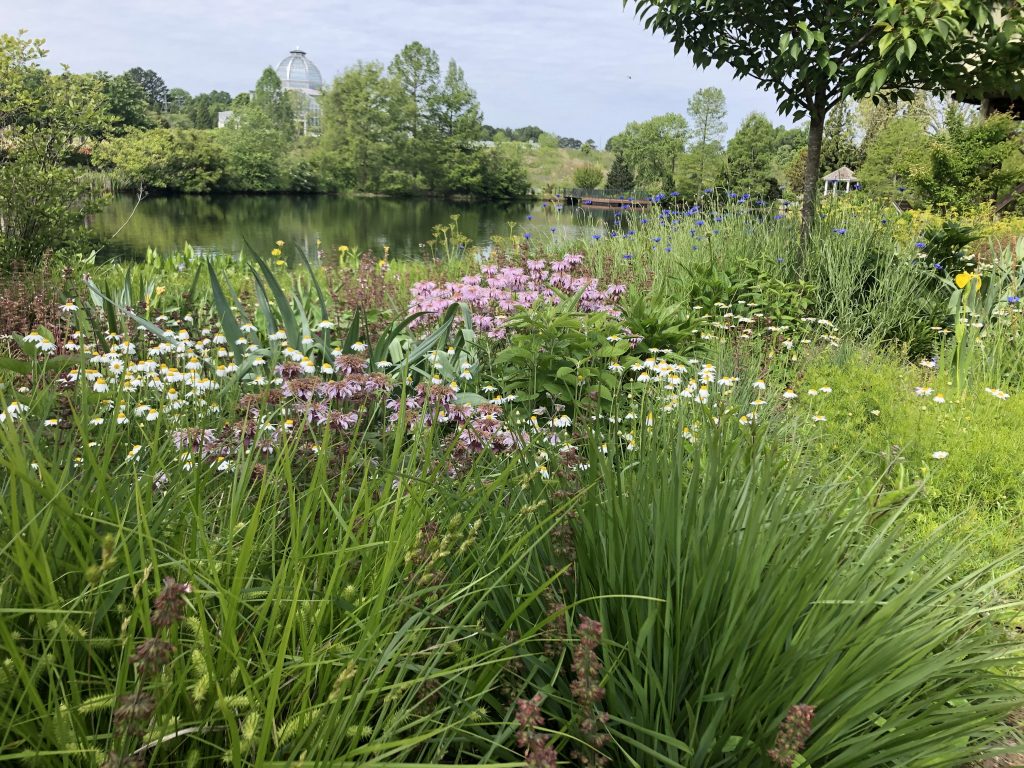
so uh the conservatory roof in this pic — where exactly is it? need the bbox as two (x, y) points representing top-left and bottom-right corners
(276, 49), (323, 93)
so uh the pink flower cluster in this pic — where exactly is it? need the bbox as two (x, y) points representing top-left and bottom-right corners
(408, 254), (627, 339)
(515, 693), (558, 768)
(387, 383), (524, 472)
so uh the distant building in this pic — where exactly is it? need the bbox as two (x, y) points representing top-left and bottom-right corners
(823, 166), (858, 196)
(276, 49), (323, 136)
(217, 110), (234, 129)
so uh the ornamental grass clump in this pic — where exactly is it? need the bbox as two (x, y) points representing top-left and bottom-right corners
(570, 414), (1024, 767)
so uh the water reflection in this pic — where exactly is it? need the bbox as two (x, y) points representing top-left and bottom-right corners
(90, 194), (609, 261)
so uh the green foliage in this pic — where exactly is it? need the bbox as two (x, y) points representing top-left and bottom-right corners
(98, 71), (156, 134)
(123, 66), (168, 108)
(605, 151), (636, 192)
(491, 297), (635, 413)
(572, 163), (605, 190)
(725, 112), (782, 199)
(186, 90), (232, 130)
(0, 32), (111, 267)
(574, 418), (1023, 767)
(607, 113), (690, 192)
(318, 43), (526, 198)
(917, 111), (1024, 209)
(819, 98), (863, 173)
(251, 67), (295, 137)
(93, 129), (224, 193)
(619, 289), (705, 356)
(859, 117), (932, 199)
(791, 344), (1024, 594)
(625, 0), (1015, 233)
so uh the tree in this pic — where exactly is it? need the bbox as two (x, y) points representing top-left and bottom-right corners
(321, 61), (406, 190)
(165, 87), (191, 114)
(607, 113), (689, 191)
(388, 42), (440, 142)
(428, 59), (486, 191)
(573, 164), (606, 189)
(99, 71), (154, 134)
(215, 69), (293, 191)
(93, 129), (224, 193)
(187, 90), (232, 130)
(124, 66), (167, 109)
(250, 67), (295, 135)
(725, 112), (782, 199)
(858, 117), (931, 198)
(0, 32), (110, 266)
(606, 152), (636, 191)
(627, 0), (1018, 241)
(820, 99), (863, 173)
(686, 87), (727, 190)
(430, 61), (482, 143)
(917, 110), (1024, 209)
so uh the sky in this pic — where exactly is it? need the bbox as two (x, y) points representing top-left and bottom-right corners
(5, 0), (792, 145)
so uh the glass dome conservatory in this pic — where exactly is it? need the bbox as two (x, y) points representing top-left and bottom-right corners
(276, 49), (323, 92)
(276, 49), (322, 135)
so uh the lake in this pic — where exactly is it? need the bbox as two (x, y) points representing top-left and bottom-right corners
(89, 194), (607, 261)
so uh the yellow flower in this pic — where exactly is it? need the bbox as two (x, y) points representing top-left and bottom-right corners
(954, 272), (979, 289)
(275, 240), (285, 247)
(338, 245), (349, 253)
(271, 248), (282, 257)
(155, 286), (166, 296)
(275, 259), (286, 266)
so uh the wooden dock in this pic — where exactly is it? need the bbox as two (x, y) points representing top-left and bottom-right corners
(555, 188), (655, 210)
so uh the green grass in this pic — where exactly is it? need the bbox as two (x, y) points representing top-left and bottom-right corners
(3, 197), (1024, 766)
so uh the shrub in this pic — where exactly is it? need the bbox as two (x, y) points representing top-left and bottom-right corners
(573, 164), (606, 190)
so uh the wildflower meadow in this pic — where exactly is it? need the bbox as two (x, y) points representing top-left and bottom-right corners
(2, 196), (1024, 767)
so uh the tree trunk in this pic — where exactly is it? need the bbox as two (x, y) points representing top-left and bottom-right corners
(800, 105), (827, 247)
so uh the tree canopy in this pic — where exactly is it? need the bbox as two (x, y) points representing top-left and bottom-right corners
(626, 0), (1023, 239)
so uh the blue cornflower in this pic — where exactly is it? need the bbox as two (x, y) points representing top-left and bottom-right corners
(834, 228), (847, 234)
(1008, 296), (1020, 304)
(933, 263), (943, 271)
(916, 242), (926, 248)
(773, 214), (784, 220)
(550, 227), (557, 232)
(653, 237), (661, 243)
(592, 234), (601, 240)
(623, 253), (634, 260)
(524, 233), (531, 239)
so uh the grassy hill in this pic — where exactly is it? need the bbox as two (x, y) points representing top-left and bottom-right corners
(499, 142), (613, 193)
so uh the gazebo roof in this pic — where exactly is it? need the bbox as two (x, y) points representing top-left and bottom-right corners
(823, 166), (857, 182)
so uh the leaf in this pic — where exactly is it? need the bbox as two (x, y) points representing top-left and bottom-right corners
(207, 262), (245, 364)
(245, 239), (299, 348)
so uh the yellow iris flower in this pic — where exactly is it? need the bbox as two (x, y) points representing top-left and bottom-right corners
(954, 272), (980, 289)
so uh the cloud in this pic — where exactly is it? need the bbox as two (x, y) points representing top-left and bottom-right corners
(10, 0), (791, 143)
